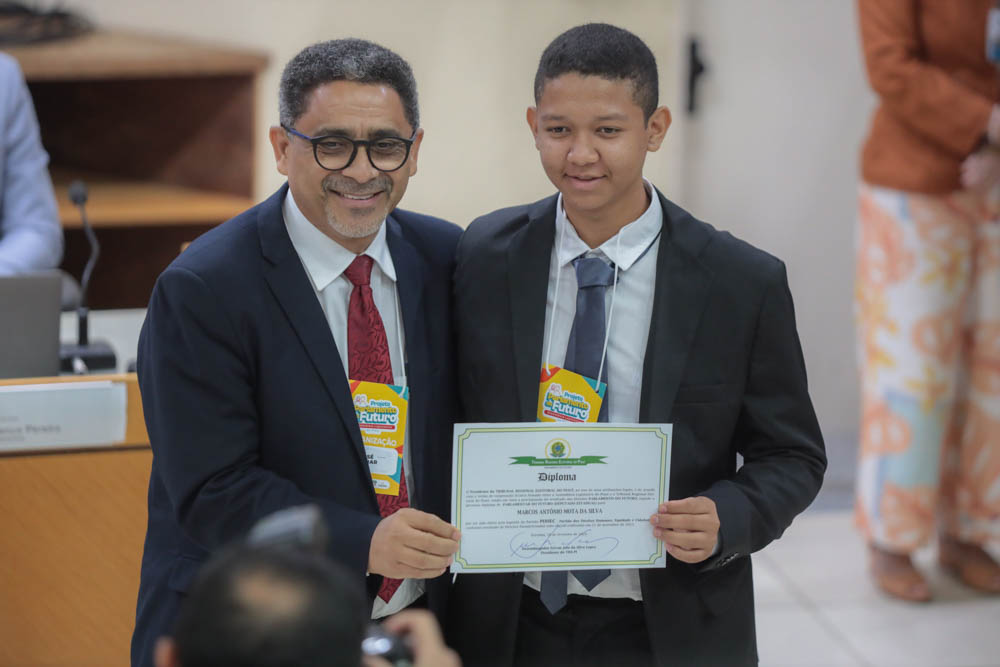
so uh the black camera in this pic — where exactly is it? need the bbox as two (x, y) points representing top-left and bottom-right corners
(362, 622), (414, 666)
(248, 505), (414, 665)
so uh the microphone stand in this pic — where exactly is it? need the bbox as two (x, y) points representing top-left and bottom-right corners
(59, 180), (117, 373)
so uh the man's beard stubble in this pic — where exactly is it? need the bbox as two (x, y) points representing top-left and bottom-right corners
(322, 172), (394, 240)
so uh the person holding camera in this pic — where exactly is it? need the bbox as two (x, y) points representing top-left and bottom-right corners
(152, 544), (459, 667)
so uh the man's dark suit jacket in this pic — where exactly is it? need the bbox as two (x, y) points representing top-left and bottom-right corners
(131, 185), (461, 667)
(448, 189), (826, 667)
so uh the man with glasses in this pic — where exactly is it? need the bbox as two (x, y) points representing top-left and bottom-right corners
(131, 39), (461, 667)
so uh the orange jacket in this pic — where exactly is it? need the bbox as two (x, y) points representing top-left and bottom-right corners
(858, 0), (1000, 193)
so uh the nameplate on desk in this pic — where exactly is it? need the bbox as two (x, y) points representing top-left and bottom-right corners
(0, 381), (127, 452)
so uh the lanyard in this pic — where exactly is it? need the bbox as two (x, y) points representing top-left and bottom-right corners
(392, 281), (407, 388)
(543, 217), (623, 383)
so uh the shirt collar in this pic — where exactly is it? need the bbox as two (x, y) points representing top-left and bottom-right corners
(282, 189), (396, 292)
(554, 179), (663, 271)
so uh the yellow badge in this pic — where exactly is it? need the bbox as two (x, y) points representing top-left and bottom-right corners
(350, 380), (409, 495)
(536, 366), (606, 423)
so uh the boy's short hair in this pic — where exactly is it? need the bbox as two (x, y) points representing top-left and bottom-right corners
(534, 23), (659, 120)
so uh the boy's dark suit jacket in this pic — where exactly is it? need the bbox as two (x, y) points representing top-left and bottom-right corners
(131, 185), (461, 666)
(448, 189), (826, 666)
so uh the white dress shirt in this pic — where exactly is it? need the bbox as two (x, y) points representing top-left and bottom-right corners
(524, 181), (662, 602)
(282, 191), (421, 617)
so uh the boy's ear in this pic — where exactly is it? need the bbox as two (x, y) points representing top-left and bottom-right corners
(527, 106), (541, 149)
(646, 106), (671, 151)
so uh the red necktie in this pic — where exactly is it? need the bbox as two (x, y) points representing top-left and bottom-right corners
(344, 254), (409, 603)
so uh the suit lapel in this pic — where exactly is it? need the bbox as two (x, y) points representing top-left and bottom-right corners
(384, 215), (428, 503)
(256, 186), (370, 490)
(501, 189), (712, 423)
(384, 216), (426, 366)
(639, 191), (714, 423)
(507, 197), (558, 421)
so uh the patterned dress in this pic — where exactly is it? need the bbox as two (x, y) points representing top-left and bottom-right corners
(855, 184), (1000, 550)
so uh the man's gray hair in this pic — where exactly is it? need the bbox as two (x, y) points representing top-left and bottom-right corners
(278, 38), (419, 130)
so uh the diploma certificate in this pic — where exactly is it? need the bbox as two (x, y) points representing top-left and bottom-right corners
(451, 423), (671, 573)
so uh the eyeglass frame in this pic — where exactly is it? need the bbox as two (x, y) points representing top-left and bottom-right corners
(280, 124), (418, 173)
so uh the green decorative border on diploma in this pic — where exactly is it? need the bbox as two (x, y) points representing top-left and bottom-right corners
(453, 425), (670, 570)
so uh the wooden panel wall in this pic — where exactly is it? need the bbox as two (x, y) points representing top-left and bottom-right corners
(0, 373), (151, 666)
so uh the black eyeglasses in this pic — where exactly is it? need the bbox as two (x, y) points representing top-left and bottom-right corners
(281, 124), (416, 172)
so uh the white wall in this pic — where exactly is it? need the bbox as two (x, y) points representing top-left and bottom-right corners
(74, 0), (677, 225)
(665, 0), (876, 448)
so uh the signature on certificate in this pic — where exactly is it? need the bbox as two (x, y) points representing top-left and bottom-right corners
(509, 524), (621, 559)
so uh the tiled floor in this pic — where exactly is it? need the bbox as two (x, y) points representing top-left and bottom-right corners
(757, 510), (1000, 667)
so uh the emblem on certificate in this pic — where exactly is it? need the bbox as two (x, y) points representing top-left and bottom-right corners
(508, 437), (608, 472)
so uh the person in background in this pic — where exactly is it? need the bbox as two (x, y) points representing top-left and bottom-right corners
(153, 545), (460, 667)
(0, 52), (62, 275)
(153, 546), (368, 667)
(855, 0), (1000, 602)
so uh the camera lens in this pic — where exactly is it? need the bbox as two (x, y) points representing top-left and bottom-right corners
(361, 635), (394, 655)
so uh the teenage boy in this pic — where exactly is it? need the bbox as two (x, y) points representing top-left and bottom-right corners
(449, 23), (826, 667)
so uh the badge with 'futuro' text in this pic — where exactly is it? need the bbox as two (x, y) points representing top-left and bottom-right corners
(351, 380), (408, 496)
(537, 366), (606, 423)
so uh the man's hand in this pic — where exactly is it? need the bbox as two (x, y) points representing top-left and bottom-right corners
(961, 147), (1000, 192)
(364, 609), (462, 667)
(368, 508), (460, 579)
(649, 496), (720, 564)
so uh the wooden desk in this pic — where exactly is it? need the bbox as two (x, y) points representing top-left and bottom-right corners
(0, 373), (150, 667)
(5, 30), (268, 309)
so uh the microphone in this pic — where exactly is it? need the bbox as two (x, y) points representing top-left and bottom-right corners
(68, 180), (88, 205)
(59, 180), (117, 374)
